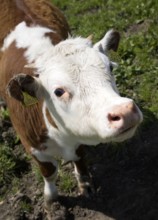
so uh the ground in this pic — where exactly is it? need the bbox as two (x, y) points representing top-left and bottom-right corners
(1, 107), (158, 220)
(0, 0), (158, 219)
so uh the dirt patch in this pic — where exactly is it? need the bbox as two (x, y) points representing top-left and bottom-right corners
(125, 19), (152, 37)
(0, 109), (158, 220)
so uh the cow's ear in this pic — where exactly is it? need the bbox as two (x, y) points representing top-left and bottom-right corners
(7, 73), (42, 106)
(94, 30), (120, 53)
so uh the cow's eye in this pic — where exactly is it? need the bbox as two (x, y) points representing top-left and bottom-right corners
(110, 64), (113, 72)
(54, 88), (65, 97)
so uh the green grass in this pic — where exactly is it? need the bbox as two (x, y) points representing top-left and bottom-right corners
(32, 163), (43, 182)
(58, 169), (76, 193)
(0, 140), (31, 200)
(20, 200), (32, 213)
(0, 107), (10, 120)
(0, 144), (16, 186)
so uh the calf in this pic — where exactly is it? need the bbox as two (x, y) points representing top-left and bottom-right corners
(0, 0), (143, 213)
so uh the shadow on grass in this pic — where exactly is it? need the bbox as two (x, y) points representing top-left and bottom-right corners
(57, 109), (158, 220)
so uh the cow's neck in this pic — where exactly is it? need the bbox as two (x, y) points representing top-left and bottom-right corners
(42, 103), (80, 162)
(43, 102), (79, 146)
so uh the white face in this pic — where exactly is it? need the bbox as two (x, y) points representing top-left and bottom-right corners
(36, 33), (143, 145)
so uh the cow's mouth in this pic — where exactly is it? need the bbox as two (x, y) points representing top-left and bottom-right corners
(115, 125), (137, 140)
(111, 125), (137, 142)
(120, 125), (135, 135)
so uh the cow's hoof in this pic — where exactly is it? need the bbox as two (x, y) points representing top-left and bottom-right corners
(44, 192), (58, 212)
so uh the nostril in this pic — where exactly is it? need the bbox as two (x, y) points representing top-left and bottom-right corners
(112, 116), (121, 121)
(108, 114), (121, 122)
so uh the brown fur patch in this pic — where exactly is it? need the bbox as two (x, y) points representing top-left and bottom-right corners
(45, 108), (58, 129)
(7, 77), (25, 103)
(33, 155), (56, 177)
(45, 32), (64, 46)
(0, 43), (48, 152)
(0, 0), (25, 49)
(23, 0), (70, 40)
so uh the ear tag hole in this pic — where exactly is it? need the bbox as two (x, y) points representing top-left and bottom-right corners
(22, 91), (38, 107)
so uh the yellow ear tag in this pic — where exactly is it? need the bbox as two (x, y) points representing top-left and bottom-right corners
(22, 91), (38, 107)
(108, 50), (121, 63)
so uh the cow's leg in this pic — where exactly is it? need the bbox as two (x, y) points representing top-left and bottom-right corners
(31, 148), (58, 210)
(73, 145), (94, 197)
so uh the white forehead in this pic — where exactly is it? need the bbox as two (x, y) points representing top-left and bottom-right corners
(53, 37), (111, 71)
(38, 42), (113, 91)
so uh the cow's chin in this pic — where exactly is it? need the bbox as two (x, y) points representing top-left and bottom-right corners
(78, 126), (137, 146)
(110, 125), (138, 143)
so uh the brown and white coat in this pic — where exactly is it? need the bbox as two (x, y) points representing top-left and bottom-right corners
(0, 0), (143, 213)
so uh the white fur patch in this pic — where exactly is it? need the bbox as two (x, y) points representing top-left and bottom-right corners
(1, 22), (53, 62)
(44, 176), (58, 203)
